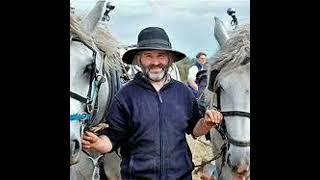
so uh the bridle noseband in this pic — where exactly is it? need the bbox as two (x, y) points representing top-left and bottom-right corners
(216, 87), (250, 147)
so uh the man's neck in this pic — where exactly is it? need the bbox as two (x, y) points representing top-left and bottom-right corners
(149, 74), (170, 92)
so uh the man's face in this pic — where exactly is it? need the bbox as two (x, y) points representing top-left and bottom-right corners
(139, 50), (170, 82)
(197, 54), (206, 65)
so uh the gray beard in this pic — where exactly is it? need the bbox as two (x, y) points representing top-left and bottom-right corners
(142, 66), (169, 82)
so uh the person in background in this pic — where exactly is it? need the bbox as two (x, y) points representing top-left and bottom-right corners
(187, 52), (207, 97)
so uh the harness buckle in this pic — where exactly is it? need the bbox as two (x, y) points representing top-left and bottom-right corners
(87, 103), (94, 113)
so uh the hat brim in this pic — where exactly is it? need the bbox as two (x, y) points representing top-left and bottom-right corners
(122, 47), (186, 64)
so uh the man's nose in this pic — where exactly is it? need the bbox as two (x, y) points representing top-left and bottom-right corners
(150, 59), (160, 65)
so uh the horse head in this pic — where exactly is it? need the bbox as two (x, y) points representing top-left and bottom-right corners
(209, 17), (250, 180)
(70, 0), (109, 165)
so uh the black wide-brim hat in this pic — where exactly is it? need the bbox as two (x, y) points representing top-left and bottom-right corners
(122, 27), (186, 64)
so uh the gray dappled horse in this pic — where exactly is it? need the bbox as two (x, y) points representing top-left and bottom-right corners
(70, 1), (124, 179)
(205, 17), (250, 180)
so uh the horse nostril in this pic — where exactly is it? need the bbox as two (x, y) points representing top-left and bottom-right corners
(237, 162), (249, 174)
(227, 154), (249, 175)
(70, 140), (80, 156)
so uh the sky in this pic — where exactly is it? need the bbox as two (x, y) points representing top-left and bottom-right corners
(71, 0), (250, 59)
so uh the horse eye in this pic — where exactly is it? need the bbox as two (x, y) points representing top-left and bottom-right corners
(84, 63), (94, 74)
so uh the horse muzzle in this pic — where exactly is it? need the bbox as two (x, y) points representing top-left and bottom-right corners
(230, 160), (250, 179)
(227, 152), (250, 177)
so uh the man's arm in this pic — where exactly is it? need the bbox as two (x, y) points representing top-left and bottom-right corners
(82, 96), (130, 153)
(188, 79), (198, 91)
(192, 109), (223, 137)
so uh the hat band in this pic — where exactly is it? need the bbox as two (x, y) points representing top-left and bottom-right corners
(138, 39), (171, 48)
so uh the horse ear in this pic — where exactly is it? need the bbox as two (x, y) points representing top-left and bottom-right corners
(80, 0), (106, 33)
(214, 17), (230, 47)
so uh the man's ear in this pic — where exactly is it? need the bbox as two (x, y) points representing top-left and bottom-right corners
(136, 59), (142, 67)
(132, 54), (141, 67)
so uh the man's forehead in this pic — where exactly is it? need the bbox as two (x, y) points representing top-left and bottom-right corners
(142, 50), (168, 55)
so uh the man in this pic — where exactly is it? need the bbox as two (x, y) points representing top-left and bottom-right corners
(82, 27), (222, 179)
(187, 52), (207, 97)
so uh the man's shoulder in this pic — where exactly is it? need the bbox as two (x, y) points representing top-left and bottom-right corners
(115, 80), (137, 96)
(171, 80), (194, 96)
(172, 79), (187, 87)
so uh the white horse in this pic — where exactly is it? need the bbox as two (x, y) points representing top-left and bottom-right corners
(205, 17), (250, 180)
(70, 1), (124, 179)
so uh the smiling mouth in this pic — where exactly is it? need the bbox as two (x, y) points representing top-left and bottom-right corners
(149, 68), (163, 73)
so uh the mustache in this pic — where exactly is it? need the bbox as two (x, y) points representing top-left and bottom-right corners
(147, 64), (166, 70)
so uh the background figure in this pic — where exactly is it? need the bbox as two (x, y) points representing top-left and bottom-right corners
(187, 52), (207, 97)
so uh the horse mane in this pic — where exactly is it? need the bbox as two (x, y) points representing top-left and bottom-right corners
(92, 22), (124, 72)
(70, 14), (124, 72)
(70, 15), (93, 46)
(209, 24), (250, 90)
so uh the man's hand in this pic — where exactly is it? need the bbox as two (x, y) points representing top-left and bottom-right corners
(193, 109), (223, 137)
(82, 131), (99, 150)
(203, 109), (223, 127)
(81, 131), (112, 153)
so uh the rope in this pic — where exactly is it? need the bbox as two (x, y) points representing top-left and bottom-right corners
(88, 122), (109, 133)
(193, 142), (227, 174)
(197, 139), (213, 147)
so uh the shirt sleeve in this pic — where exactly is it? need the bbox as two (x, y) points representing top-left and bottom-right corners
(187, 66), (198, 81)
(99, 97), (130, 152)
(186, 96), (201, 135)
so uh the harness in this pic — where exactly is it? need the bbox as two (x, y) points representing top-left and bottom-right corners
(70, 37), (108, 180)
(70, 38), (106, 128)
